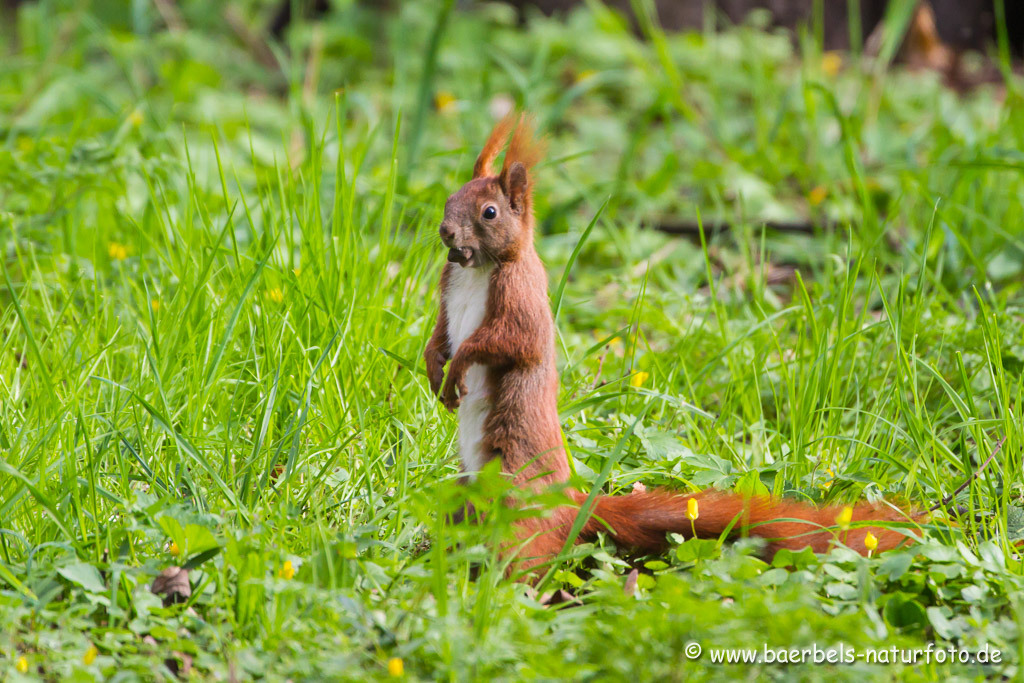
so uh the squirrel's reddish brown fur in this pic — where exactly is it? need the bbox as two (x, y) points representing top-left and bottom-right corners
(425, 114), (917, 577)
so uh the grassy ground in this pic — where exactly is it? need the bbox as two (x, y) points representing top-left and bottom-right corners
(2, 1), (1024, 680)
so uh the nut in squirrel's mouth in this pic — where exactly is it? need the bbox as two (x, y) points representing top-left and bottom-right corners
(447, 246), (476, 267)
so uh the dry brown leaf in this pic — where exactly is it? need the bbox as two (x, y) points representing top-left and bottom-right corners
(539, 589), (582, 608)
(150, 567), (191, 606)
(623, 568), (639, 596)
(167, 651), (193, 678)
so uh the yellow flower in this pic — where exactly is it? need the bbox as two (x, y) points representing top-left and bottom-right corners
(15, 656), (28, 673)
(168, 541), (180, 556)
(686, 497), (699, 522)
(822, 467), (835, 490)
(808, 186), (827, 207)
(128, 109), (144, 127)
(279, 560), (295, 580)
(836, 506), (853, 531)
(267, 288), (284, 304)
(821, 51), (842, 77)
(150, 299), (161, 313)
(108, 242), (129, 260)
(387, 657), (404, 677)
(630, 371), (649, 388)
(292, 267), (301, 277)
(434, 91), (457, 113)
(83, 644), (98, 665)
(576, 69), (597, 83)
(864, 531), (878, 552)
(593, 330), (622, 351)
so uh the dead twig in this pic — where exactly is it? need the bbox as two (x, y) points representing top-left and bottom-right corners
(930, 436), (1007, 513)
(224, 4), (282, 73)
(643, 218), (832, 238)
(153, 0), (186, 34)
(302, 24), (324, 106)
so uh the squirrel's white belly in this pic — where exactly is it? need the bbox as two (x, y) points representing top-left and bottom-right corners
(444, 265), (494, 476)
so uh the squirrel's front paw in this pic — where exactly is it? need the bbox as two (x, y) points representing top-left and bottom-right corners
(441, 371), (468, 412)
(425, 349), (446, 396)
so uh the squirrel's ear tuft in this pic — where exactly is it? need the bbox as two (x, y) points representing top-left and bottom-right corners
(473, 113), (517, 179)
(501, 114), (546, 177)
(498, 114), (545, 215)
(499, 161), (530, 214)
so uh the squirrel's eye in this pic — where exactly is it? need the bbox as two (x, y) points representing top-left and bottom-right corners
(482, 205), (497, 220)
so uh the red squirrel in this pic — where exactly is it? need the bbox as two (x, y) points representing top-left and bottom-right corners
(424, 113), (915, 576)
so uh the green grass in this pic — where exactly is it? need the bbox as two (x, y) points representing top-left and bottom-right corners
(2, 1), (1024, 680)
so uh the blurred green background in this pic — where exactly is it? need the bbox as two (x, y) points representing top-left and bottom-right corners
(1, 1), (1023, 680)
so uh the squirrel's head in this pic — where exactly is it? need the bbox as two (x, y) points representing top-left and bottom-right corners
(439, 113), (545, 268)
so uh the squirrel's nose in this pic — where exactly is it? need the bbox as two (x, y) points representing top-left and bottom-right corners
(439, 223), (454, 243)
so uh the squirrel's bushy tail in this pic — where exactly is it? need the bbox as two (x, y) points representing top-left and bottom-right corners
(575, 489), (914, 557)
